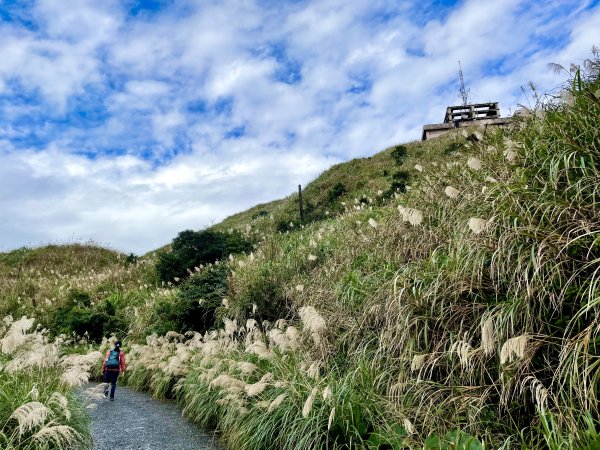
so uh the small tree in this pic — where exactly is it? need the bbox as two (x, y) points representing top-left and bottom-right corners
(390, 145), (408, 165)
(156, 229), (252, 283)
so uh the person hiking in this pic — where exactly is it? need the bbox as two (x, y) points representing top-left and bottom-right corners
(102, 340), (126, 401)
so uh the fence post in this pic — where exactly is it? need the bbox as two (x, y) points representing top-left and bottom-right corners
(298, 184), (304, 223)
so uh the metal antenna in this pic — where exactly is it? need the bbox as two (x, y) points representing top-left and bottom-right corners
(458, 61), (470, 106)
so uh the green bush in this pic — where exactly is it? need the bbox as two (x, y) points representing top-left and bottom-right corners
(150, 265), (229, 334)
(329, 182), (347, 201)
(390, 145), (408, 165)
(251, 210), (269, 220)
(156, 229), (252, 283)
(50, 290), (127, 340)
(276, 220), (295, 233)
(444, 142), (463, 155)
(383, 170), (410, 197)
(230, 262), (291, 322)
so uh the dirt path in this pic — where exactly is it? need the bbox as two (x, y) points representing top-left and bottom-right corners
(87, 383), (220, 450)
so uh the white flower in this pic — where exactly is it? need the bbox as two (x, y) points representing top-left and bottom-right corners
(398, 206), (423, 226)
(268, 394), (286, 412)
(411, 354), (427, 371)
(481, 318), (496, 356)
(504, 149), (518, 162)
(302, 387), (319, 418)
(414, 164), (423, 172)
(244, 381), (268, 397)
(403, 418), (416, 434)
(308, 254), (317, 261)
(500, 335), (529, 364)
(328, 407), (336, 429)
(468, 217), (489, 234)
(444, 186), (459, 199)
(467, 157), (482, 170)
(368, 218), (378, 228)
(10, 402), (49, 436)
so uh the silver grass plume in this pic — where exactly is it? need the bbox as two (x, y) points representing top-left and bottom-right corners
(500, 334), (529, 364)
(32, 425), (81, 448)
(481, 317), (496, 356)
(268, 394), (287, 412)
(302, 387), (319, 418)
(9, 401), (50, 436)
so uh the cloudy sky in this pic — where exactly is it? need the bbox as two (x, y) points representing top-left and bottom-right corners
(0, 0), (598, 254)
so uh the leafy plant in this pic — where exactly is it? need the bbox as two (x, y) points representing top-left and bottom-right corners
(329, 182), (347, 201)
(156, 229), (252, 283)
(390, 145), (408, 165)
(150, 265), (229, 334)
(424, 431), (484, 450)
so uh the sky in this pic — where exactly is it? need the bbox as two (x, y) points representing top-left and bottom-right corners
(0, 0), (598, 254)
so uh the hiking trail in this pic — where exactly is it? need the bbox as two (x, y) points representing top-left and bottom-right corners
(88, 383), (220, 450)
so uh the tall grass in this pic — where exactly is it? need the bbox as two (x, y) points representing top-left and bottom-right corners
(0, 316), (103, 449)
(1, 51), (598, 450)
(121, 54), (600, 448)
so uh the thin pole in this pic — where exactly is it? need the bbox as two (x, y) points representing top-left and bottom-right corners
(458, 61), (470, 107)
(298, 184), (304, 223)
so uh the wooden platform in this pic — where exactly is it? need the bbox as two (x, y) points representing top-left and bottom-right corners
(422, 102), (510, 141)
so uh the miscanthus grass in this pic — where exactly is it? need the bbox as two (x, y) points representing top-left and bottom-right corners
(2, 52), (597, 450)
(0, 316), (96, 449)
(173, 52), (599, 450)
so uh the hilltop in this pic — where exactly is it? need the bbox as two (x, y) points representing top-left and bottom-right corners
(211, 136), (457, 237)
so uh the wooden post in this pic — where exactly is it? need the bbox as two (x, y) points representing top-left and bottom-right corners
(298, 184), (304, 223)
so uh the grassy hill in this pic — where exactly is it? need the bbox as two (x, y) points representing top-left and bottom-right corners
(211, 136), (458, 238)
(1, 53), (599, 450)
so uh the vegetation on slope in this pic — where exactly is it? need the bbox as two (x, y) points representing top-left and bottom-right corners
(122, 54), (599, 449)
(210, 139), (435, 236)
(1, 51), (598, 449)
(0, 317), (110, 449)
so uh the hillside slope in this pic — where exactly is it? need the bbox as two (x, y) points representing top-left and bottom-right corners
(211, 136), (459, 238)
(1, 54), (599, 450)
(122, 58), (600, 449)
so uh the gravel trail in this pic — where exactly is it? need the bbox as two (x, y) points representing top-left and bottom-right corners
(87, 383), (220, 450)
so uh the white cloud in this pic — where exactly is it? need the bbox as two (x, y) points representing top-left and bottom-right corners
(0, 0), (598, 253)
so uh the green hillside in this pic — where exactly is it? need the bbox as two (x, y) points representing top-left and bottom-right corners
(211, 136), (459, 238)
(1, 54), (599, 449)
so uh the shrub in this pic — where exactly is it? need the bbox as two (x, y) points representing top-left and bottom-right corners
(390, 145), (408, 165)
(125, 252), (139, 264)
(276, 220), (294, 233)
(329, 183), (347, 201)
(224, 230), (254, 256)
(156, 229), (252, 283)
(150, 265), (229, 335)
(383, 170), (410, 197)
(50, 290), (127, 340)
(444, 141), (463, 154)
(251, 210), (269, 220)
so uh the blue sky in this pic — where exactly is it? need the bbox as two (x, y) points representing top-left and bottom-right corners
(0, 0), (598, 253)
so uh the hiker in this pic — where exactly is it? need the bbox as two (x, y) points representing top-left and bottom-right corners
(102, 340), (126, 401)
